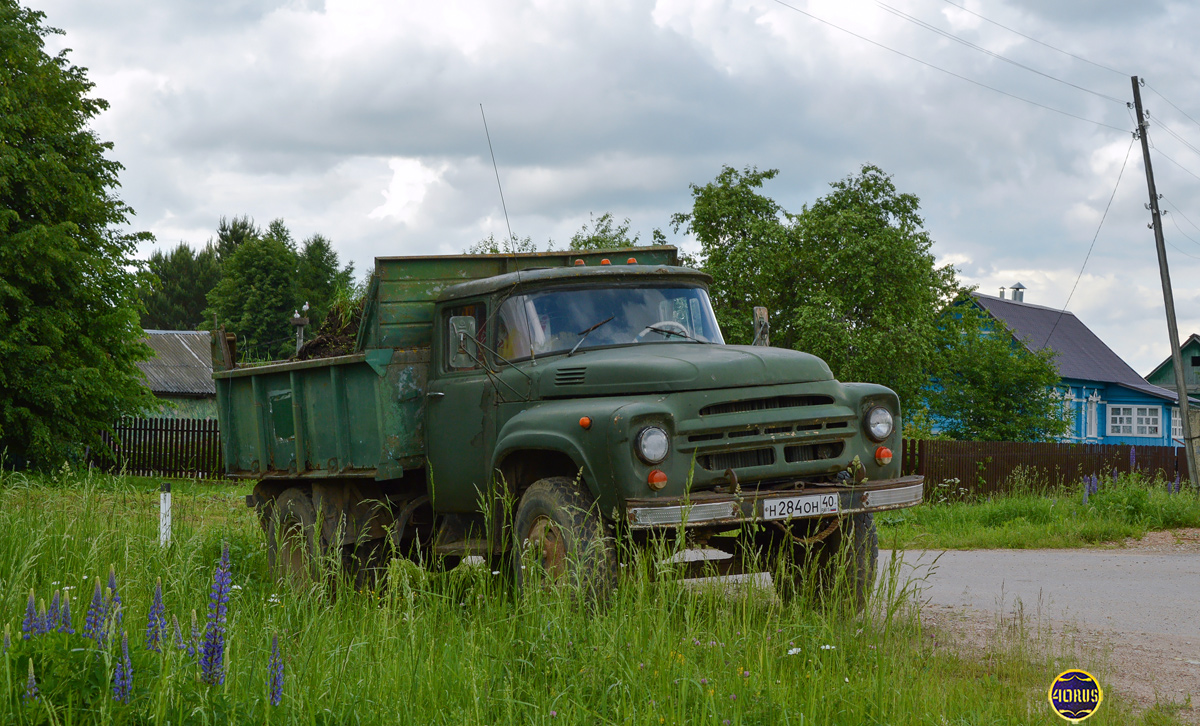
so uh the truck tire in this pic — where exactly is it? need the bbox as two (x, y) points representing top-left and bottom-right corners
(513, 477), (617, 601)
(759, 512), (878, 610)
(267, 488), (322, 586)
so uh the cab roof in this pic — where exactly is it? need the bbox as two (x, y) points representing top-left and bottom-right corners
(436, 265), (712, 302)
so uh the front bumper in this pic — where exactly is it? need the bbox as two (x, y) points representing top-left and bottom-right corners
(624, 475), (923, 529)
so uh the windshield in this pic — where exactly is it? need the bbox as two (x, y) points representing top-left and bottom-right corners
(494, 285), (725, 360)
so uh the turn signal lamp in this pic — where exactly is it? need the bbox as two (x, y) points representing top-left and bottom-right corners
(875, 446), (893, 466)
(647, 469), (668, 490)
(627, 257), (637, 264)
(579, 416), (592, 429)
(601, 259), (611, 265)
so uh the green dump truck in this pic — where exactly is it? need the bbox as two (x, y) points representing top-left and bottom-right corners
(214, 247), (923, 598)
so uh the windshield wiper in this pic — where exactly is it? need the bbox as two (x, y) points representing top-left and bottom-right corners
(644, 325), (709, 344)
(567, 316), (615, 357)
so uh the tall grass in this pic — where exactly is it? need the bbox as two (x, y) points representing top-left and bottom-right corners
(878, 468), (1200, 550)
(0, 468), (1177, 724)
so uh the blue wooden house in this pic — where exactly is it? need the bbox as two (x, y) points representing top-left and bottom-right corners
(970, 288), (1185, 447)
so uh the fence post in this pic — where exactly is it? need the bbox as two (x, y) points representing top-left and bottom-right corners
(159, 481), (171, 547)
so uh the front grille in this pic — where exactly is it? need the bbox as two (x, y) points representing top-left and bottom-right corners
(698, 448), (775, 470)
(784, 441), (844, 463)
(554, 367), (587, 385)
(727, 429), (758, 439)
(688, 432), (723, 443)
(699, 394), (834, 416)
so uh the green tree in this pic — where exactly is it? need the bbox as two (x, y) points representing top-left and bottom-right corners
(465, 234), (540, 254)
(568, 212), (642, 250)
(214, 215), (259, 262)
(296, 233), (354, 324)
(206, 236), (299, 359)
(140, 242), (220, 330)
(925, 304), (1068, 441)
(673, 164), (961, 407)
(0, 2), (156, 467)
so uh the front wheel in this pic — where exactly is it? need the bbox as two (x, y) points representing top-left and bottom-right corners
(512, 477), (617, 601)
(756, 513), (878, 610)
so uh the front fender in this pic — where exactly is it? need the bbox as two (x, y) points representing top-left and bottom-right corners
(491, 400), (626, 514)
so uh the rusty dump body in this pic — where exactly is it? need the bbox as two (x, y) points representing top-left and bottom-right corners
(214, 246), (923, 577)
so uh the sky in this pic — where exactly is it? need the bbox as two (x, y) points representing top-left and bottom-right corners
(26, 0), (1200, 375)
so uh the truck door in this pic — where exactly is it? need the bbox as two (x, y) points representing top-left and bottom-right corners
(425, 301), (494, 512)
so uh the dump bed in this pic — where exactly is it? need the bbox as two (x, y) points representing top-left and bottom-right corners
(214, 246), (678, 480)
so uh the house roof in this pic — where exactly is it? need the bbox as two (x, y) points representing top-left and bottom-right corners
(970, 293), (1182, 403)
(137, 330), (215, 397)
(1145, 332), (1200, 381)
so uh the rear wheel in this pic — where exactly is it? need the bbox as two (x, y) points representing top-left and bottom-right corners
(513, 477), (617, 600)
(266, 488), (322, 587)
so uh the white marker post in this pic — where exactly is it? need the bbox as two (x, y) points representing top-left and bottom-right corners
(159, 481), (172, 547)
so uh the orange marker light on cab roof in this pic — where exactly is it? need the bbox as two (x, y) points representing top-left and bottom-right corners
(579, 416), (592, 429)
(627, 257), (637, 264)
(574, 259), (585, 266)
(601, 259), (611, 265)
(874, 446), (893, 466)
(647, 469), (668, 490)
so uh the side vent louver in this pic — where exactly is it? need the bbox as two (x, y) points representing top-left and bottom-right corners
(554, 367), (587, 385)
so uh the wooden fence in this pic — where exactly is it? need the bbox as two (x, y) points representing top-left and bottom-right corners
(94, 418), (223, 479)
(901, 439), (1188, 496)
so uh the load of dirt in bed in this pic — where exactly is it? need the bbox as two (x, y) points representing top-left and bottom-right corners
(295, 302), (363, 360)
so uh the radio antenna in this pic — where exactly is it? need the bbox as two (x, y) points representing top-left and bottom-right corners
(480, 104), (516, 253)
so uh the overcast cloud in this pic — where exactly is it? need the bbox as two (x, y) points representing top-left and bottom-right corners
(26, 0), (1200, 374)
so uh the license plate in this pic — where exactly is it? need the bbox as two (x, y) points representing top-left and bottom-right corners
(762, 492), (839, 520)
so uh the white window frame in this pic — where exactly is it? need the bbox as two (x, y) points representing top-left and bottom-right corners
(1086, 394), (1099, 439)
(1173, 407), (1182, 441)
(1109, 405), (1160, 437)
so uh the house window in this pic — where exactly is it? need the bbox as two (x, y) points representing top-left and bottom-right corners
(1173, 408), (1182, 440)
(1086, 398), (1098, 438)
(1191, 356), (1200, 367)
(1110, 406), (1160, 437)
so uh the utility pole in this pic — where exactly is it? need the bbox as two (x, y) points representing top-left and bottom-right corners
(1131, 75), (1199, 489)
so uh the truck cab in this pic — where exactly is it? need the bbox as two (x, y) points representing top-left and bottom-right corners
(219, 248), (922, 600)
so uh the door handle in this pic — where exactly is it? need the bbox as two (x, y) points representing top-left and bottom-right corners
(427, 392), (445, 398)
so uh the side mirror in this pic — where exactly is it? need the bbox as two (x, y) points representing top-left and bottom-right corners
(752, 307), (769, 346)
(449, 316), (479, 368)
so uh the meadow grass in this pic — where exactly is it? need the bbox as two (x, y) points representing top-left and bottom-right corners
(0, 467), (1179, 725)
(877, 469), (1200, 550)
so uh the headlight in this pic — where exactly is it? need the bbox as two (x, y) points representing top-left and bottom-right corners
(866, 407), (894, 441)
(635, 426), (670, 464)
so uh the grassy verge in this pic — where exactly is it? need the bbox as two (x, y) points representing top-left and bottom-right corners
(0, 468), (1179, 724)
(878, 469), (1200, 550)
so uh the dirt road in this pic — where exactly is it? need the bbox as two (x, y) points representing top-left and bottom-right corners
(890, 535), (1200, 721)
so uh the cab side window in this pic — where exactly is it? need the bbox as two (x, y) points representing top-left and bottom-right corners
(444, 303), (487, 371)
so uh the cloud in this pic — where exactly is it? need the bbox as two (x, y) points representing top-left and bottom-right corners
(26, 0), (1200, 373)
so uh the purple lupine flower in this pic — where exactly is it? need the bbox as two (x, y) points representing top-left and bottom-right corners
(267, 633), (284, 706)
(199, 542), (232, 685)
(112, 630), (132, 704)
(47, 591), (61, 629)
(1173, 473), (1181, 495)
(24, 660), (38, 702)
(145, 578), (167, 652)
(1130, 446), (1137, 471)
(21, 590), (36, 640)
(1112, 467), (1118, 482)
(84, 577), (105, 642)
(1082, 482), (1089, 505)
(35, 599), (48, 637)
(107, 566), (122, 628)
(58, 591), (74, 634)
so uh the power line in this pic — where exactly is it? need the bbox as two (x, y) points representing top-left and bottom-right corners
(768, 0), (1128, 132)
(1161, 195), (1200, 234)
(1040, 137), (1136, 347)
(1152, 146), (1200, 185)
(1146, 84), (1200, 133)
(878, 2), (1124, 104)
(1147, 114), (1200, 160)
(937, 0), (1128, 77)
